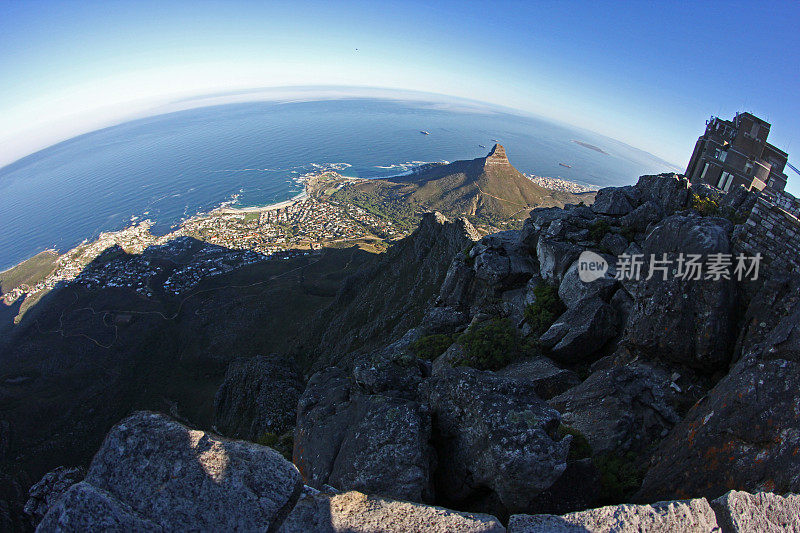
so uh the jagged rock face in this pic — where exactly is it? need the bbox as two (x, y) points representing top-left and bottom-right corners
(213, 354), (304, 441)
(732, 273), (800, 363)
(591, 186), (639, 216)
(637, 319), (800, 501)
(539, 297), (619, 363)
(278, 488), (505, 533)
(483, 143), (510, 167)
(312, 212), (479, 365)
(711, 490), (800, 533)
(508, 497), (720, 532)
(549, 361), (680, 457)
(621, 214), (736, 370)
(422, 366), (569, 516)
(38, 411), (304, 531)
(494, 356), (580, 401)
(558, 260), (618, 308)
(293, 368), (434, 503)
(24, 466), (85, 527)
(634, 173), (691, 214)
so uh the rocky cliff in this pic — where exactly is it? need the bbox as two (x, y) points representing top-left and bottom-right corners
(16, 173), (800, 531)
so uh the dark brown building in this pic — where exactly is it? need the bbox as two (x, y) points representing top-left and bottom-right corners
(686, 112), (788, 194)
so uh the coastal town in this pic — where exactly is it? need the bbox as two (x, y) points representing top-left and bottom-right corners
(0, 172), (405, 308)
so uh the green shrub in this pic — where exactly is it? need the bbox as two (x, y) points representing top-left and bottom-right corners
(456, 318), (523, 370)
(558, 424), (592, 461)
(690, 193), (721, 216)
(620, 225), (637, 243)
(412, 334), (453, 360)
(594, 452), (644, 503)
(524, 284), (566, 337)
(588, 220), (611, 242)
(255, 430), (294, 461)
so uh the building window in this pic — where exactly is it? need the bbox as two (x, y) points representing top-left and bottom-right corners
(700, 162), (710, 181)
(718, 171), (734, 192)
(714, 149), (727, 162)
(768, 179), (775, 188)
(745, 161), (754, 175)
(750, 123), (760, 138)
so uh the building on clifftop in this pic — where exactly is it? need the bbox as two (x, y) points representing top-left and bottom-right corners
(686, 112), (789, 195)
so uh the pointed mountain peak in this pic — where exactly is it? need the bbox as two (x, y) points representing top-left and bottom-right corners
(484, 144), (510, 166)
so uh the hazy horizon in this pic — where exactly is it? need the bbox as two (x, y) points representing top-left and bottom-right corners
(2, 1), (798, 195)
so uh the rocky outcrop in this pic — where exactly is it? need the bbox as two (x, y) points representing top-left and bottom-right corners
(711, 490), (800, 533)
(591, 186), (638, 216)
(508, 497), (719, 532)
(549, 362), (680, 457)
(494, 356), (580, 400)
(213, 354), (304, 441)
(539, 297), (619, 363)
(422, 366), (569, 515)
(278, 487), (505, 533)
(312, 212), (480, 364)
(293, 367), (433, 502)
(24, 466), (85, 527)
(38, 411), (303, 531)
(637, 280), (800, 501)
(621, 214), (736, 369)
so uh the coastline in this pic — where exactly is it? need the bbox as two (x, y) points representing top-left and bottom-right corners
(213, 189), (309, 215)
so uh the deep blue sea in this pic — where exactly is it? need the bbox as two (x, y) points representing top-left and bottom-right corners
(0, 98), (678, 270)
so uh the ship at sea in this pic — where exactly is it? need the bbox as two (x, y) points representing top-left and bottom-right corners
(559, 162), (572, 168)
(420, 130), (430, 135)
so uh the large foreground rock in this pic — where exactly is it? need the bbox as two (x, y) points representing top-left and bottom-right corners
(422, 367), (569, 515)
(279, 488), (505, 533)
(294, 367), (433, 502)
(39, 411), (303, 531)
(711, 490), (800, 532)
(637, 352), (800, 502)
(214, 354), (304, 441)
(508, 497), (719, 532)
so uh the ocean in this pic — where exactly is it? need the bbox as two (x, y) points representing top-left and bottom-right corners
(0, 97), (679, 270)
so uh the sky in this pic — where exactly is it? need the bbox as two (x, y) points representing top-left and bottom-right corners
(1, 0), (799, 194)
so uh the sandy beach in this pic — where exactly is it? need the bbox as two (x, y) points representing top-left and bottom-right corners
(213, 189), (309, 215)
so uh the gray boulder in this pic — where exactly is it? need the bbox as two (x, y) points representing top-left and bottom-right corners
(278, 488), (505, 533)
(537, 238), (582, 283)
(558, 260), (617, 308)
(37, 482), (161, 532)
(294, 368), (433, 502)
(24, 466), (85, 527)
(472, 232), (536, 290)
(711, 490), (800, 532)
(599, 232), (629, 256)
(508, 497), (719, 532)
(621, 214), (736, 369)
(619, 200), (665, 234)
(39, 411), (303, 531)
(539, 297), (618, 363)
(495, 356), (580, 400)
(214, 354), (304, 441)
(549, 362), (680, 456)
(592, 186), (639, 216)
(634, 174), (690, 214)
(637, 354), (800, 501)
(422, 366), (569, 514)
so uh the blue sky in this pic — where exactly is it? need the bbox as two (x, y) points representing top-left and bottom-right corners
(1, 0), (799, 193)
